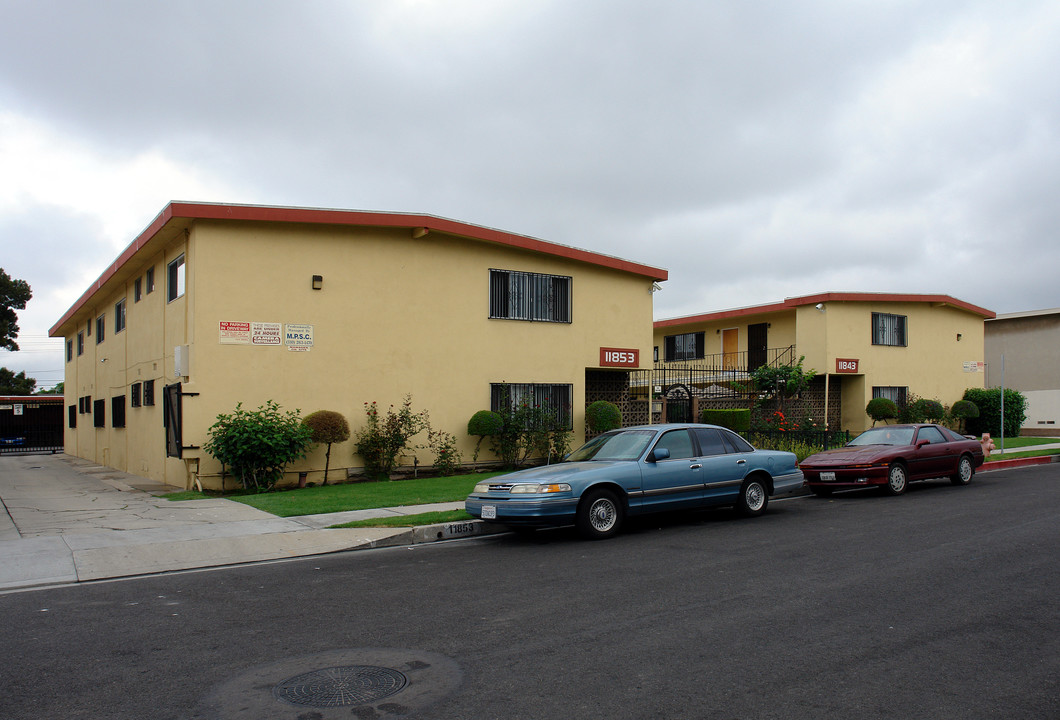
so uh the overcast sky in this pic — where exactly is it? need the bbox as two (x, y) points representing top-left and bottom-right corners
(2, 0), (1057, 390)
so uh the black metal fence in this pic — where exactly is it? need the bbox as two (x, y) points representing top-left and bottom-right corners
(0, 398), (64, 454)
(740, 429), (850, 451)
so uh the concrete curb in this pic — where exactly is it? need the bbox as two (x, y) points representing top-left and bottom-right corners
(979, 455), (1060, 472)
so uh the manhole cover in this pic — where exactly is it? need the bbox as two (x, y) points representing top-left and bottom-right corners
(273, 665), (407, 707)
(194, 647), (462, 719)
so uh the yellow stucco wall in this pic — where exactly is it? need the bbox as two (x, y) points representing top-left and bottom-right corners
(652, 310), (797, 358)
(59, 220), (657, 488)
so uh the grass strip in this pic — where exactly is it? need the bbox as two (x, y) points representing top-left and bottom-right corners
(328, 510), (474, 529)
(985, 447), (1060, 461)
(163, 471), (509, 517)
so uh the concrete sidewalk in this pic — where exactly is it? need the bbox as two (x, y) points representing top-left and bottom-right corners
(0, 454), (496, 591)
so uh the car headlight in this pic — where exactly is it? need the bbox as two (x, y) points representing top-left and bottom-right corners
(473, 483), (492, 494)
(509, 483), (572, 494)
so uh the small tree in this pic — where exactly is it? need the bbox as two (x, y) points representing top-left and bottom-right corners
(866, 397), (899, 426)
(585, 400), (622, 433)
(428, 428), (463, 476)
(302, 410), (350, 485)
(0, 268), (32, 352)
(354, 395), (429, 479)
(749, 356), (816, 415)
(0, 367), (36, 395)
(203, 401), (314, 492)
(949, 400), (979, 434)
(467, 410), (503, 465)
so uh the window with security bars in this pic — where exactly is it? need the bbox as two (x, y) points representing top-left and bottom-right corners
(112, 396), (126, 428)
(663, 332), (705, 361)
(872, 312), (907, 346)
(489, 269), (571, 323)
(490, 383), (573, 429)
(142, 379), (155, 406)
(872, 386), (908, 406)
(131, 382), (142, 408)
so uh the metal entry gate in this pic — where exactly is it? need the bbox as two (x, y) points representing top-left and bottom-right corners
(0, 397), (63, 454)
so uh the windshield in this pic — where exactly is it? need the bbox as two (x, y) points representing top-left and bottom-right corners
(848, 427), (915, 446)
(565, 429), (656, 461)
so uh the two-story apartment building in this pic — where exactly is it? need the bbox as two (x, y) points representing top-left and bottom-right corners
(654, 293), (994, 433)
(50, 202), (667, 489)
(985, 308), (1060, 436)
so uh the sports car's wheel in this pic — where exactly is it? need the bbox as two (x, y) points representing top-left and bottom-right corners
(950, 454), (974, 486)
(810, 486), (834, 498)
(576, 489), (624, 540)
(882, 463), (907, 496)
(737, 477), (769, 517)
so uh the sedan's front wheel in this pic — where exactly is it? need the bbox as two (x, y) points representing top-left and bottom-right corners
(737, 477), (769, 517)
(882, 463), (907, 496)
(576, 489), (624, 540)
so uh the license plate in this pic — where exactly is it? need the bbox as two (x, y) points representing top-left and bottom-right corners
(481, 505), (497, 520)
(820, 472), (836, 482)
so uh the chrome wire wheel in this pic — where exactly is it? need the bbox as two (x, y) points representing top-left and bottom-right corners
(737, 478), (769, 517)
(745, 482), (766, 512)
(588, 496), (618, 533)
(885, 463), (907, 495)
(576, 489), (624, 539)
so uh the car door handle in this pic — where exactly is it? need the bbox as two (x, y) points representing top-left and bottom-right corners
(737, 459), (746, 465)
(689, 463), (702, 469)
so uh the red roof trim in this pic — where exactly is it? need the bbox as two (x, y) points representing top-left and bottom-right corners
(654, 292), (994, 328)
(51, 202), (668, 335)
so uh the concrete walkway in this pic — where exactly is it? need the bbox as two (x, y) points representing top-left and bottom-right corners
(0, 454), (495, 591)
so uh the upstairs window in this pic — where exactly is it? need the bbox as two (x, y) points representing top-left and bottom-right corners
(145, 266), (155, 294)
(96, 315), (105, 344)
(134, 277), (142, 302)
(663, 332), (705, 361)
(872, 312), (907, 347)
(167, 254), (185, 302)
(77, 331), (84, 356)
(115, 298), (126, 333)
(66, 340), (73, 362)
(142, 379), (155, 406)
(489, 269), (571, 323)
(130, 382), (142, 408)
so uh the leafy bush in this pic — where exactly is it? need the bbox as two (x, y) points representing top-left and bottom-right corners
(866, 397), (898, 426)
(701, 408), (751, 431)
(354, 396), (429, 479)
(302, 410), (350, 485)
(467, 410), (503, 464)
(489, 392), (571, 468)
(428, 428), (463, 476)
(585, 400), (622, 433)
(962, 388), (1027, 438)
(949, 400), (979, 433)
(903, 397), (945, 424)
(748, 356), (817, 413)
(203, 401), (314, 492)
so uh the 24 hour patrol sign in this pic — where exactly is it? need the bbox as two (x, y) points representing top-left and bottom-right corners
(285, 324), (314, 351)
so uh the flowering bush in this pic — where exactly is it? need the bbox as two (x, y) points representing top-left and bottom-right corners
(428, 428), (463, 476)
(354, 395), (429, 479)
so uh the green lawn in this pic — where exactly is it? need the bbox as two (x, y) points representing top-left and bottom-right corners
(163, 471), (509, 517)
(985, 436), (1059, 449)
(329, 509), (474, 529)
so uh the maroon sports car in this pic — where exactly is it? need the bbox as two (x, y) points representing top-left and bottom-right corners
(801, 424), (985, 496)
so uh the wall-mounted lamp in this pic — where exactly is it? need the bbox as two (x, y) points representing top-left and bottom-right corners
(312, 275), (323, 290)
(815, 303), (825, 312)
(957, 333), (962, 341)
(649, 282), (663, 294)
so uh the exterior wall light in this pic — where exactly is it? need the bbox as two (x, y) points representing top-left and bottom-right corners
(957, 333), (962, 341)
(312, 275), (323, 290)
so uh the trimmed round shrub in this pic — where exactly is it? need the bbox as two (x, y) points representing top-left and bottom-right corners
(468, 410), (503, 437)
(866, 397), (899, 426)
(950, 400), (979, 421)
(302, 410), (351, 485)
(910, 398), (945, 423)
(585, 400), (622, 433)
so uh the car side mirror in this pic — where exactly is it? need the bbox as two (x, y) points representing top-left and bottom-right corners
(916, 440), (930, 449)
(651, 447), (671, 462)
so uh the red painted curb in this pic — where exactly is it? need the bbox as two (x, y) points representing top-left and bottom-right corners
(980, 455), (1059, 472)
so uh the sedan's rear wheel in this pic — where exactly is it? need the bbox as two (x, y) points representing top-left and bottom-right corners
(737, 477), (769, 517)
(950, 454), (974, 486)
(882, 463), (907, 496)
(576, 489), (624, 540)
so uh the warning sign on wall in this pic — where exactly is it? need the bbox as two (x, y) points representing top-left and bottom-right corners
(219, 321), (251, 344)
(251, 322), (282, 345)
(285, 323), (314, 350)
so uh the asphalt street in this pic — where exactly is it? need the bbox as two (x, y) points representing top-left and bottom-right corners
(1, 464), (1057, 719)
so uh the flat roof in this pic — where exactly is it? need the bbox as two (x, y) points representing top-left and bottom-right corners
(987, 307), (1060, 321)
(51, 202), (669, 336)
(655, 291), (995, 328)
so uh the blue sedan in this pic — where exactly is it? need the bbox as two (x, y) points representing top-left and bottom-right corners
(465, 423), (804, 539)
